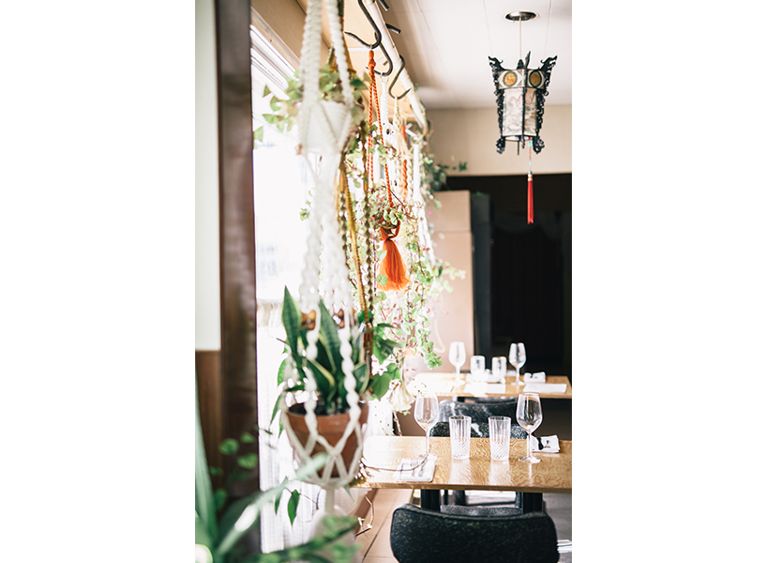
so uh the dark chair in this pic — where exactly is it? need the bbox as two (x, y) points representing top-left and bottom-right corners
(390, 504), (559, 563)
(438, 398), (518, 424)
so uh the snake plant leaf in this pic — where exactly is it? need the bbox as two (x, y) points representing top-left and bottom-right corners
(195, 399), (218, 542)
(317, 300), (342, 374)
(305, 358), (335, 406)
(353, 361), (369, 395)
(277, 357), (288, 385)
(281, 287), (303, 368)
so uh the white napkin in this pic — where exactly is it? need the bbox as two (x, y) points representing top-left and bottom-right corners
(523, 382), (567, 394)
(523, 371), (546, 383)
(395, 454), (437, 482)
(464, 383), (506, 395)
(530, 435), (560, 453)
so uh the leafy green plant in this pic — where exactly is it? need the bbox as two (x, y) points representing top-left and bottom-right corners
(196, 405), (358, 563)
(421, 151), (467, 195)
(261, 62), (366, 136)
(275, 287), (399, 417)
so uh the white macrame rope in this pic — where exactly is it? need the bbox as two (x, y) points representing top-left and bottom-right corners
(282, 0), (365, 493)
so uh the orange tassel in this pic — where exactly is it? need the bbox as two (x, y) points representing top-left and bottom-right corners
(378, 226), (409, 291)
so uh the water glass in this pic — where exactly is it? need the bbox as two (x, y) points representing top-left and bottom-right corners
(488, 416), (511, 461)
(449, 341), (466, 375)
(470, 355), (485, 376)
(449, 415), (471, 460)
(491, 357), (507, 382)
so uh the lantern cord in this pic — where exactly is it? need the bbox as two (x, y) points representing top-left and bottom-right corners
(518, 18), (522, 62)
(544, 0), (552, 54)
(527, 145), (534, 224)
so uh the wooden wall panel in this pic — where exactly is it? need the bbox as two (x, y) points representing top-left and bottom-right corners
(215, 0), (259, 494)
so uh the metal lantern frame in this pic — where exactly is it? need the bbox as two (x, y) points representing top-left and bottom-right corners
(489, 51), (557, 155)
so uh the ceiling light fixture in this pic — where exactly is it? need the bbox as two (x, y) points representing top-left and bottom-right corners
(489, 10), (556, 224)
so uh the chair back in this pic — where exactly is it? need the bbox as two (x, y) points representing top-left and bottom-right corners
(438, 398), (518, 424)
(390, 504), (559, 563)
(429, 420), (527, 439)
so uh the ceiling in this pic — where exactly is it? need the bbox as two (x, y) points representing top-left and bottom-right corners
(376, 0), (572, 109)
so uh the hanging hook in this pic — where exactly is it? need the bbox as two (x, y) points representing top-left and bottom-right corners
(388, 55), (411, 100)
(344, 0), (393, 75)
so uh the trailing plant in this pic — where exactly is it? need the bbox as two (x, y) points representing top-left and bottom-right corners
(421, 151), (468, 197)
(195, 405), (358, 563)
(274, 287), (399, 418)
(260, 61), (366, 140)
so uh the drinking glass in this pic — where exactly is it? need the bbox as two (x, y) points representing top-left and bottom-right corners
(488, 416), (511, 461)
(508, 343), (527, 386)
(414, 393), (439, 455)
(491, 357), (507, 382)
(516, 392), (543, 463)
(449, 341), (466, 375)
(449, 415), (471, 460)
(470, 355), (485, 376)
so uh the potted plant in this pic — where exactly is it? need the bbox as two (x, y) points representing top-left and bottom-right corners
(275, 287), (398, 477)
(195, 405), (358, 563)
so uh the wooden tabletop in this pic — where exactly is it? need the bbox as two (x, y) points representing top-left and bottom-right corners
(415, 372), (573, 400)
(352, 436), (572, 493)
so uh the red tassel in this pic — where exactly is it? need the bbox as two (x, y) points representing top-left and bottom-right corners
(527, 172), (534, 224)
(378, 226), (409, 291)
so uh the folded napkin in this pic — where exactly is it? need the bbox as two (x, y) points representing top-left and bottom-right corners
(464, 383), (507, 395)
(522, 382), (567, 394)
(530, 435), (560, 453)
(395, 454), (437, 482)
(523, 371), (546, 383)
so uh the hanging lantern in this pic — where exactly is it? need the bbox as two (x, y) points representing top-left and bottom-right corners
(488, 51), (556, 155)
(488, 11), (556, 224)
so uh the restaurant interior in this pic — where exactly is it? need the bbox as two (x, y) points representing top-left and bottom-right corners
(197, 1), (571, 561)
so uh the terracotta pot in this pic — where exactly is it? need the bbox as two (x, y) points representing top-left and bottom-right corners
(286, 402), (369, 478)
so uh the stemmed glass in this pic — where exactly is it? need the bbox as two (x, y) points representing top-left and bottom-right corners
(508, 342), (526, 387)
(449, 341), (466, 376)
(516, 392), (543, 464)
(414, 393), (439, 456)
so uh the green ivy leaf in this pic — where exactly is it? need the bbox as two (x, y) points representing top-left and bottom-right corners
(219, 438), (239, 456)
(214, 488), (227, 510)
(240, 432), (256, 444)
(262, 84), (271, 98)
(209, 466), (222, 477)
(287, 489), (301, 526)
(369, 372), (392, 399)
(253, 126), (264, 143)
(237, 453), (258, 470)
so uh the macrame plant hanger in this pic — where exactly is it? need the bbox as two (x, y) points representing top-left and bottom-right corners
(280, 0), (365, 511)
(367, 50), (409, 291)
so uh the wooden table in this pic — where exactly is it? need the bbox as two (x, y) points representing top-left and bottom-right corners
(352, 436), (572, 510)
(415, 372), (573, 400)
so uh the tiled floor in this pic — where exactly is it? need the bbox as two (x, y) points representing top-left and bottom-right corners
(358, 491), (572, 562)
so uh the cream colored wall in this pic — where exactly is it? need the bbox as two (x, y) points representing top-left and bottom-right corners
(425, 190), (475, 370)
(427, 105), (572, 176)
(195, 0), (220, 350)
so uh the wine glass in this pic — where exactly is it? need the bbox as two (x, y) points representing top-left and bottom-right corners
(508, 342), (527, 386)
(449, 341), (466, 376)
(414, 393), (439, 456)
(516, 392), (543, 464)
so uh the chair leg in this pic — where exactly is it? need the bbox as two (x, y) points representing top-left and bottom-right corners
(518, 492), (543, 513)
(420, 489), (441, 511)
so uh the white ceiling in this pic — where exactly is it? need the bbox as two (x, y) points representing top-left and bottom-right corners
(381, 0), (571, 109)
